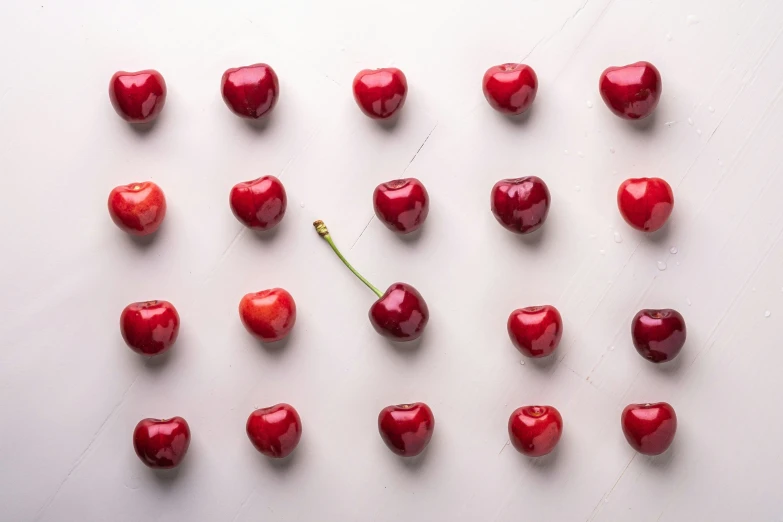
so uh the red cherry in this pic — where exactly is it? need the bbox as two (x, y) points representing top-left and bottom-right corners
(133, 417), (190, 469)
(507, 305), (563, 358)
(109, 70), (167, 123)
(482, 63), (538, 115)
(491, 176), (550, 234)
(239, 288), (296, 342)
(120, 300), (180, 356)
(621, 402), (677, 456)
(221, 64), (279, 119)
(246, 403), (302, 459)
(108, 181), (167, 236)
(229, 175), (287, 231)
(508, 405), (563, 457)
(369, 283), (429, 341)
(631, 309), (686, 363)
(378, 403), (434, 457)
(617, 177), (674, 232)
(314, 221), (429, 342)
(373, 178), (429, 234)
(599, 61), (662, 120)
(352, 68), (407, 119)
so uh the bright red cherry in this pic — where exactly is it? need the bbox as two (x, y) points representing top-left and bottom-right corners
(599, 61), (662, 120)
(109, 70), (167, 123)
(373, 178), (429, 234)
(229, 175), (287, 231)
(621, 402), (677, 456)
(108, 181), (167, 236)
(482, 63), (538, 115)
(120, 300), (180, 356)
(631, 309), (686, 363)
(508, 405), (563, 457)
(491, 176), (550, 234)
(314, 221), (428, 341)
(221, 64), (279, 119)
(507, 305), (563, 358)
(133, 417), (191, 469)
(617, 177), (674, 232)
(246, 403), (302, 459)
(239, 288), (296, 342)
(352, 68), (407, 119)
(378, 403), (434, 457)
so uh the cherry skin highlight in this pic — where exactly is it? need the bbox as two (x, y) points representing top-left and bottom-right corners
(508, 405), (563, 457)
(120, 300), (180, 356)
(507, 305), (563, 358)
(352, 68), (407, 119)
(109, 70), (167, 123)
(246, 403), (302, 458)
(132, 417), (191, 469)
(599, 61), (662, 120)
(621, 402), (677, 455)
(239, 288), (296, 342)
(617, 177), (674, 232)
(108, 181), (167, 236)
(378, 403), (435, 457)
(373, 178), (429, 234)
(482, 63), (538, 115)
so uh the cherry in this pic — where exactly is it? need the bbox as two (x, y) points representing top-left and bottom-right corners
(313, 221), (428, 341)
(373, 178), (429, 234)
(239, 288), (296, 342)
(108, 181), (167, 236)
(621, 402), (677, 456)
(631, 309), (686, 363)
(599, 61), (662, 120)
(120, 300), (180, 356)
(221, 63), (279, 119)
(132, 417), (190, 469)
(109, 70), (167, 123)
(378, 403), (434, 457)
(246, 403), (302, 459)
(617, 177), (674, 232)
(482, 63), (538, 115)
(508, 405), (563, 457)
(229, 175), (287, 231)
(352, 68), (407, 119)
(491, 176), (550, 234)
(507, 305), (563, 358)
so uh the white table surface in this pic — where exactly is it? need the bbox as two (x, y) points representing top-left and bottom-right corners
(2, 1), (783, 520)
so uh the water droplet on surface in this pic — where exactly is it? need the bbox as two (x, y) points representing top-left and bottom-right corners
(665, 121), (676, 127)
(574, 185), (581, 192)
(609, 147), (616, 154)
(613, 231), (623, 243)
(686, 298), (692, 306)
(687, 118), (694, 126)
(599, 249), (606, 255)
(657, 261), (667, 271)
(578, 151), (584, 158)
(752, 287), (757, 292)
(697, 129), (702, 136)
(589, 233), (597, 239)
(609, 345), (615, 351)
(300, 202), (305, 208)
(686, 14), (700, 25)
(666, 33), (672, 41)
(676, 261), (681, 266)
(764, 310), (771, 318)
(670, 246), (678, 254)
(520, 360), (526, 365)
(708, 106), (715, 113)
(564, 149), (569, 155)
(587, 100), (593, 108)
(604, 497), (610, 503)
(718, 159), (724, 166)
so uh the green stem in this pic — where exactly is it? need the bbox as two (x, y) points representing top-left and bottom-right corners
(313, 220), (383, 298)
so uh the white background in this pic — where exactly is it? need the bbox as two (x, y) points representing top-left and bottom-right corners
(1, 0), (782, 520)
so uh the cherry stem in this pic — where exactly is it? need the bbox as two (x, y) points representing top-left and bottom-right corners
(313, 220), (383, 298)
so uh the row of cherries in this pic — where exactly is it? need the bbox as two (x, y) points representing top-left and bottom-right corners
(133, 401), (677, 469)
(109, 61), (662, 123)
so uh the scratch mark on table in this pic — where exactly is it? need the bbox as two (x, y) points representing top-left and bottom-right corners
(350, 214), (375, 251)
(402, 123), (438, 176)
(587, 454), (636, 522)
(498, 440), (511, 455)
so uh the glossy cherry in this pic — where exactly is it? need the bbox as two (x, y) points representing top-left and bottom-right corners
(120, 300), (180, 356)
(491, 176), (550, 234)
(109, 70), (167, 123)
(507, 305), (563, 358)
(314, 221), (429, 341)
(617, 177), (674, 232)
(621, 402), (677, 456)
(632, 309), (686, 363)
(482, 63), (538, 115)
(108, 181), (167, 236)
(133, 417), (191, 469)
(246, 403), (302, 458)
(508, 405), (563, 457)
(599, 61), (662, 120)
(221, 64), (279, 119)
(378, 403), (434, 457)
(229, 175), (287, 231)
(239, 288), (296, 342)
(373, 178), (429, 234)
(352, 68), (407, 119)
